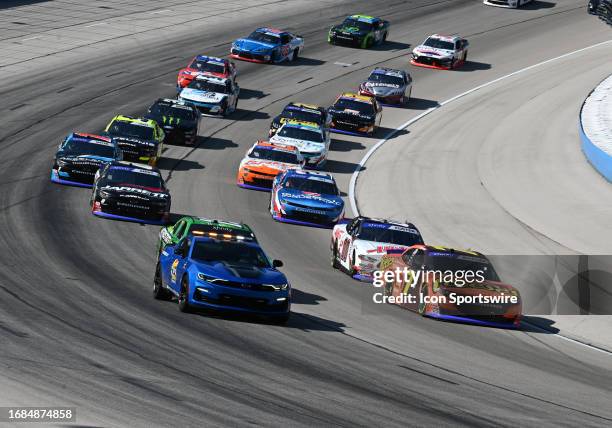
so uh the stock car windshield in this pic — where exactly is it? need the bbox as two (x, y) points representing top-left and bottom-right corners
(334, 98), (375, 115)
(277, 126), (324, 143)
(191, 240), (271, 268)
(108, 121), (154, 140)
(428, 254), (500, 281)
(149, 104), (196, 120)
(247, 30), (280, 45)
(189, 59), (225, 74)
(342, 18), (373, 32)
(281, 108), (323, 124)
(357, 225), (422, 246)
(188, 79), (229, 94)
(283, 176), (338, 195)
(423, 37), (455, 50)
(250, 147), (301, 164)
(59, 140), (115, 158)
(105, 167), (164, 189)
(368, 73), (404, 86)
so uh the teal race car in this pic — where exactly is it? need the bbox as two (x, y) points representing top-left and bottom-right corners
(328, 15), (390, 48)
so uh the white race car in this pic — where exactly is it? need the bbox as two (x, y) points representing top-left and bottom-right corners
(331, 217), (424, 280)
(269, 120), (330, 169)
(178, 74), (239, 116)
(410, 34), (469, 70)
(483, 0), (532, 8)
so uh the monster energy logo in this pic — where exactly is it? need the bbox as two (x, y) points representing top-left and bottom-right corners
(162, 116), (182, 125)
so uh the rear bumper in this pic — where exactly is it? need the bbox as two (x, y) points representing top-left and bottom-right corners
(410, 57), (463, 70)
(272, 214), (335, 229)
(230, 51), (270, 64)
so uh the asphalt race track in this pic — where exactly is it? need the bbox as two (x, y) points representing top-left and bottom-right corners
(1, 0), (611, 426)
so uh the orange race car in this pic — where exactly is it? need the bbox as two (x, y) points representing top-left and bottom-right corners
(375, 245), (522, 328)
(237, 141), (305, 191)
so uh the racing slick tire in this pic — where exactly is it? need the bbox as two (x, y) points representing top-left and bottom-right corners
(220, 99), (229, 117)
(292, 48), (299, 62)
(271, 312), (290, 325)
(449, 56), (455, 70)
(464, 50), (468, 62)
(348, 251), (357, 276)
(383, 32), (388, 42)
(331, 243), (340, 269)
(153, 263), (172, 300)
(365, 36), (374, 49)
(178, 276), (192, 313)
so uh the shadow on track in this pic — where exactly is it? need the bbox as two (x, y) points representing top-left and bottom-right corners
(278, 57), (326, 67)
(1, 0), (50, 9)
(291, 288), (328, 305)
(329, 139), (366, 152)
(407, 97), (440, 110)
(455, 60), (492, 72)
(521, 316), (560, 333)
(522, 1), (556, 10)
(239, 88), (268, 100)
(233, 108), (270, 121)
(324, 159), (364, 175)
(372, 40), (411, 52)
(198, 136), (238, 150)
(157, 158), (204, 172)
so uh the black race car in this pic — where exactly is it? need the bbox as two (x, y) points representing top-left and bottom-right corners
(91, 161), (171, 225)
(328, 92), (382, 136)
(144, 98), (199, 145)
(597, 0), (612, 23)
(588, 0), (601, 14)
(328, 15), (390, 48)
(269, 102), (330, 137)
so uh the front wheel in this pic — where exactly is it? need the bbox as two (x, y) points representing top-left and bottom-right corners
(153, 263), (171, 300)
(292, 48), (299, 62)
(178, 277), (191, 313)
(331, 243), (340, 269)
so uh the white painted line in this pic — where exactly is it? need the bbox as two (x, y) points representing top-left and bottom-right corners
(348, 38), (612, 217)
(150, 9), (172, 14)
(85, 22), (108, 28)
(348, 38), (612, 356)
(334, 61), (353, 67)
(21, 36), (40, 42)
(522, 320), (612, 355)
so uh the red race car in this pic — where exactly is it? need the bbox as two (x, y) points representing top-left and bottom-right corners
(176, 55), (237, 90)
(376, 245), (522, 328)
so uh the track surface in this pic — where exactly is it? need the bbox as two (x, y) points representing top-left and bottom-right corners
(1, 1), (611, 426)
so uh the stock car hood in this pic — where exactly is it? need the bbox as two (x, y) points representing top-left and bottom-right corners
(101, 185), (169, 200)
(195, 261), (286, 284)
(179, 88), (226, 104)
(279, 188), (343, 210)
(147, 115), (195, 131)
(413, 45), (454, 58)
(354, 240), (409, 255)
(57, 154), (114, 164)
(234, 38), (277, 52)
(269, 135), (326, 153)
(111, 135), (157, 148)
(442, 280), (519, 297)
(241, 158), (298, 174)
(332, 25), (366, 36)
(362, 81), (404, 96)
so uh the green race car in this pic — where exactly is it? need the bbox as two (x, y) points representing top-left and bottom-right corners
(158, 217), (257, 255)
(328, 15), (390, 49)
(104, 115), (165, 166)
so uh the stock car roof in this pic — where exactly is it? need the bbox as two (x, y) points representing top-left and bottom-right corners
(111, 115), (157, 127)
(347, 14), (378, 23)
(252, 140), (299, 152)
(427, 33), (462, 43)
(183, 217), (255, 237)
(357, 217), (417, 229)
(370, 67), (405, 78)
(194, 74), (229, 84)
(283, 168), (334, 182)
(281, 120), (323, 130)
(254, 27), (289, 36)
(109, 161), (159, 172)
(284, 103), (324, 114)
(338, 92), (375, 103)
(421, 245), (485, 258)
(68, 133), (114, 145)
(194, 55), (228, 64)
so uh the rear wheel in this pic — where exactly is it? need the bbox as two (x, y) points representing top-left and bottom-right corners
(178, 277), (191, 313)
(331, 243), (340, 269)
(292, 48), (299, 62)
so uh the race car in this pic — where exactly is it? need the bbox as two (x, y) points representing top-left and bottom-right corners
(596, 0), (612, 22)
(588, 0), (601, 14)
(178, 74), (240, 116)
(377, 245), (522, 328)
(483, 0), (532, 7)
(411, 34), (469, 70)
(51, 133), (122, 188)
(158, 216), (256, 255)
(104, 115), (164, 166)
(237, 141), (304, 191)
(358, 67), (412, 105)
(230, 27), (304, 63)
(269, 120), (330, 168)
(269, 102), (331, 137)
(90, 161), (171, 225)
(328, 92), (382, 136)
(176, 55), (237, 90)
(144, 98), (199, 145)
(331, 217), (424, 281)
(154, 229), (290, 323)
(270, 169), (344, 228)
(328, 15), (390, 48)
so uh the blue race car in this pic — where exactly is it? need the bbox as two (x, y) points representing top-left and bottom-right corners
(154, 230), (291, 323)
(269, 169), (344, 228)
(51, 133), (122, 188)
(230, 27), (304, 63)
